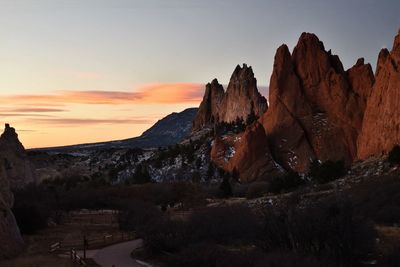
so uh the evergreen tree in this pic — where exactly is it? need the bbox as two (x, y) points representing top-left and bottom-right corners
(219, 178), (233, 198)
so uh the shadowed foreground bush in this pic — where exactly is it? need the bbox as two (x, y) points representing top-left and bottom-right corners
(268, 171), (305, 194)
(143, 205), (261, 255)
(262, 198), (376, 266)
(350, 174), (400, 225)
(309, 160), (346, 184)
(388, 145), (400, 165)
(142, 198), (376, 267)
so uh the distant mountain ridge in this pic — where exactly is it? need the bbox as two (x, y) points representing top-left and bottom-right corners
(33, 108), (198, 152)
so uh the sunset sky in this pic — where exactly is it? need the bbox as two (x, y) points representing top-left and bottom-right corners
(1, 0), (400, 148)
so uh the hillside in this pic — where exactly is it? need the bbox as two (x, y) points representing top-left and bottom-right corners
(33, 108), (198, 153)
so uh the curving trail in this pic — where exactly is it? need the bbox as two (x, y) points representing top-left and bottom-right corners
(88, 239), (151, 267)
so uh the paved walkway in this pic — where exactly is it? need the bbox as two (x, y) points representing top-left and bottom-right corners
(78, 239), (151, 267)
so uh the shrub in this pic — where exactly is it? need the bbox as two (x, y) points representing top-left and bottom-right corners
(309, 160), (346, 184)
(262, 198), (376, 266)
(246, 182), (269, 199)
(268, 171), (305, 194)
(187, 205), (261, 243)
(143, 205), (261, 255)
(143, 218), (185, 254)
(117, 200), (162, 232)
(375, 206), (400, 224)
(381, 245), (400, 267)
(261, 250), (321, 267)
(219, 178), (233, 198)
(350, 174), (400, 224)
(168, 243), (268, 267)
(388, 145), (400, 165)
(12, 184), (57, 234)
(13, 203), (50, 234)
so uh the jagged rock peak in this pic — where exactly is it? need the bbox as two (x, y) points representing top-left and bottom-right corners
(355, 57), (365, 66)
(2, 124), (17, 139)
(297, 32), (325, 50)
(392, 29), (400, 56)
(192, 79), (225, 131)
(293, 32), (345, 74)
(209, 78), (221, 86)
(263, 32), (369, 172)
(347, 58), (374, 106)
(231, 63), (253, 77)
(0, 124), (25, 153)
(193, 64), (267, 131)
(357, 30), (400, 159)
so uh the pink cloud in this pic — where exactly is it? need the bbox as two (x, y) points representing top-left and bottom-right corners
(29, 117), (153, 126)
(0, 83), (204, 105)
(0, 107), (67, 113)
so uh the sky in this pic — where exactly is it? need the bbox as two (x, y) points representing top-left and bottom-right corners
(1, 0), (400, 148)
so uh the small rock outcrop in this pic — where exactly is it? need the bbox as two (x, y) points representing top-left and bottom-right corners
(193, 64), (267, 131)
(358, 31), (400, 159)
(0, 124), (36, 188)
(210, 122), (282, 182)
(262, 33), (373, 171)
(0, 124), (25, 259)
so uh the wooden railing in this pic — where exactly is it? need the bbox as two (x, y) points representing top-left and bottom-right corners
(71, 249), (86, 266)
(49, 231), (136, 253)
(49, 242), (61, 252)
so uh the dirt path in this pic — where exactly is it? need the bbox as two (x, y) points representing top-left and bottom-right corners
(86, 239), (149, 267)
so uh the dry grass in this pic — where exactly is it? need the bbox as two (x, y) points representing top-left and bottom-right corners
(376, 225), (400, 250)
(0, 211), (121, 267)
(0, 254), (74, 267)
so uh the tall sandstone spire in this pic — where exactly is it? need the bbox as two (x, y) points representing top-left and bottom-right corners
(262, 33), (374, 171)
(192, 64), (267, 131)
(357, 30), (400, 159)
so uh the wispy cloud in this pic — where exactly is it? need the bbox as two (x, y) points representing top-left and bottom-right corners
(29, 117), (152, 126)
(0, 83), (204, 106)
(18, 129), (37, 132)
(0, 113), (56, 117)
(0, 107), (67, 113)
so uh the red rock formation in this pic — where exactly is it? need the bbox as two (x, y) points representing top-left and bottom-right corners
(219, 64), (267, 122)
(262, 33), (372, 171)
(261, 44), (315, 171)
(347, 58), (375, 111)
(210, 122), (282, 182)
(357, 31), (400, 159)
(192, 79), (224, 131)
(193, 64), (267, 131)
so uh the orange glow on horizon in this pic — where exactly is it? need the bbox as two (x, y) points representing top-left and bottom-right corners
(0, 83), (204, 148)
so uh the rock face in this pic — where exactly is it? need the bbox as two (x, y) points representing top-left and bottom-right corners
(0, 124), (25, 259)
(262, 33), (373, 171)
(122, 108), (199, 148)
(0, 124), (36, 188)
(194, 30), (400, 179)
(358, 31), (400, 159)
(192, 79), (224, 131)
(210, 122), (282, 182)
(193, 64), (267, 131)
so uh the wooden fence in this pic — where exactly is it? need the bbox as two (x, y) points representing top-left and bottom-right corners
(49, 231), (136, 253)
(49, 242), (61, 252)
(70, 249), (86, 266)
